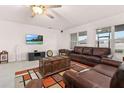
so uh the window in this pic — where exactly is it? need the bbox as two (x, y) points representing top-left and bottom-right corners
(70, 31), (87, 49)
(78, 31), (87, 44)
(96, 27), (111, 48)
(70, 33), (77, 49)
(115, 24), (124, 54)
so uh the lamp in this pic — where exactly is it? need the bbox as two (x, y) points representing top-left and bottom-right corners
(32, 6), (44, 15)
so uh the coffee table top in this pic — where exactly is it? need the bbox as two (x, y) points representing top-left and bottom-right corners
(42, 55), (69, 61)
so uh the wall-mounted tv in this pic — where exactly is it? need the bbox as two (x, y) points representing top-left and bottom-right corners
(26, 34), (43, 44)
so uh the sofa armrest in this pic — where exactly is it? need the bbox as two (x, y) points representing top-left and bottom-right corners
(101, 58), (122, 67)
(59, 49), (71, 56)
(63, 70), (100, 88)
(69, 50), (75, 53)
(107, 54), (113, 59)
(101, 54), (113, 59)
(110, 63), (124, 88)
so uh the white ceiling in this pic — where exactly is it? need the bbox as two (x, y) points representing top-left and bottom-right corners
(0, 5), (124, 30)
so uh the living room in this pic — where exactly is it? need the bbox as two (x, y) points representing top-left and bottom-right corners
(0, 0), (124, 93)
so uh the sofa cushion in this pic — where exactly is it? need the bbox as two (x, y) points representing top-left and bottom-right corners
(63, 70), (101, 88)
(70, 53), (83, 61)
(81, 55), (101, 63)
(74, 46), (83, 54)
(93, 48), (110, 57)
(93, 64), (117, 77)
(79, 70), (111, 88)
(82, 47), (93, 55)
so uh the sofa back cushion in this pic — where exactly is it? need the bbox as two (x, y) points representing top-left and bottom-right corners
(82, 47), (93, 55)
(74, 46), (83, 54)
(93, 48), (110, 57)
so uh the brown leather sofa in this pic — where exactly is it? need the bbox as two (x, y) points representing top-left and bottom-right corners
(63, 58), (123, 88)
(70, 46), (111, 66)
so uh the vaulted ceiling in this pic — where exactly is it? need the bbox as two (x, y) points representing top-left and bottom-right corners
(0, 5), (124, 30)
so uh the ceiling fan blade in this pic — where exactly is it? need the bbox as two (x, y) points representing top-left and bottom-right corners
(45, 5), (62, 8)
(31, 12), (35, 17)
(46, 13), (54, 19)
(51, 9), (72, 24)
(44, 11), (54, 19)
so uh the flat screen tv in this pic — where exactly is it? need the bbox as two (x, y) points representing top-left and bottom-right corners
(26, 34), (43, 44)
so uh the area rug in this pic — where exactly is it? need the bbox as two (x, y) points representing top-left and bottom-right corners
(15, 62), (90, 88)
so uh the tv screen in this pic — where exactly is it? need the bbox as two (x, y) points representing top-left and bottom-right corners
(26, 34), (43, 44)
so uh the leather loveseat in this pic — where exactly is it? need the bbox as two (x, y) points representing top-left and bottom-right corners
(63, 58), (124, 88)
(70, 46), (111, 66)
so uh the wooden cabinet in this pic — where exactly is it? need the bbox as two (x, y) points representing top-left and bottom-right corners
(28, 52), (45, 61)
(39, 56), (70, 77)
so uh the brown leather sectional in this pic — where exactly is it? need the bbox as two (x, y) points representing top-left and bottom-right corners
(63, 58), (124, 88)
(70, 46), (111, 66)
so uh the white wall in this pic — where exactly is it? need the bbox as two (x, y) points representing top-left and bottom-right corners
(0, 20), (59, 62)
(1, 12), (124, 62)
(61, 13), (124, 49)
(59, 13), (124, 61)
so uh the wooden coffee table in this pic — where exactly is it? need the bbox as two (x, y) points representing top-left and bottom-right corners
(39, 56), (70, 77)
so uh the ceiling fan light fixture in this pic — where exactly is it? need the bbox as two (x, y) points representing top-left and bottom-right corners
(32, 6), (43, 15)
(30, 5), (62, 18)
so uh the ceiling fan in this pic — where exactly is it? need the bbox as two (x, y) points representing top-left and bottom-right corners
(30, 5), (62, 19)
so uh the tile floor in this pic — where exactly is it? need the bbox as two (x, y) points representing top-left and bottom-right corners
(0, 60), (39, 88)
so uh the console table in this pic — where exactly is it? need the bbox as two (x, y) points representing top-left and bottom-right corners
(39, 56), (70, 77)
(28, 52), (45, 61)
